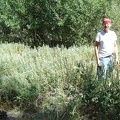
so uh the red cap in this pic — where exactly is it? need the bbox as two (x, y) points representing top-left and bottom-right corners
(102, 18), (111, 25)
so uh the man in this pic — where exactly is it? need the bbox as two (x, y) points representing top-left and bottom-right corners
(95, 18), (119, 80)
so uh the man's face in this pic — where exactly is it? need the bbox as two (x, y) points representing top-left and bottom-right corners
(103, 22), (111, 29)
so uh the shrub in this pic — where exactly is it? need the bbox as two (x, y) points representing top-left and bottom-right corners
(0, 43), (119, 119)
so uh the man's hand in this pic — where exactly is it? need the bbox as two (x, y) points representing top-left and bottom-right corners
(97, 60), (102, 66)
(116, 58), (119, 64)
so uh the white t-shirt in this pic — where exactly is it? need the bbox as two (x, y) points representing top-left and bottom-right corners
(96, 30), (117, 58)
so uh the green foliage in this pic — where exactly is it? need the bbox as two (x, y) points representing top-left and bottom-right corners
(107, 1), (120, 40)
(0, 43), (120, 119)
(82, 78), (120, 119)
(0, 0), (120, 47)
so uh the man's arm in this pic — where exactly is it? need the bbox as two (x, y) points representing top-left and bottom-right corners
(94, 41), (101, 66)
(114, 41), (119, 64)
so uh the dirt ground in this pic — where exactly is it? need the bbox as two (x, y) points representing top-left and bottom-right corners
(0, 102), (34, 120)
(0, 103), (50, 120)
(0, 109), (33, 120)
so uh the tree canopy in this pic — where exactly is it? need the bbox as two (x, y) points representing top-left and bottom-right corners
(0, 0), (120, 47)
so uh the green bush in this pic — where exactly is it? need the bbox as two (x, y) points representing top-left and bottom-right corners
(82, 78), (120, 119)
(0, 0), (120, 47)
(0, 43), (120, 119)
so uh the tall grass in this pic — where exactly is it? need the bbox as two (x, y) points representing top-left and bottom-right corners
(0, 43), (119, 119)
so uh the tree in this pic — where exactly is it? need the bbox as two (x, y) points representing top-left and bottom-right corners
(0, 0), (119, 47)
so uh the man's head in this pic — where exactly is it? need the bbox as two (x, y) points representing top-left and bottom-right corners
(102, 18), (111, 32)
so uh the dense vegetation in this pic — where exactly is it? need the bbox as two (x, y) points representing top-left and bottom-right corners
(0, 0), (120, 119)
(0, 0), (120, 47)
(0, 43), (120, 119)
